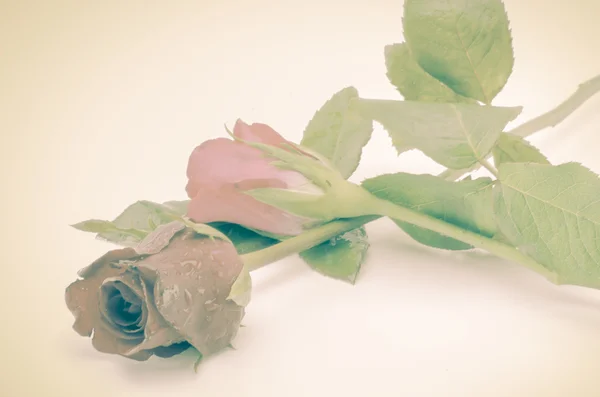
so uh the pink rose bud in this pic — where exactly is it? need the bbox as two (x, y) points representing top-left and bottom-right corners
(185, 120), (323, 236)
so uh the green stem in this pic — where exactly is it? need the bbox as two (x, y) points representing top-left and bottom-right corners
(509, 73), (600, 138)
(439, 73), (600, 182)
(243, 192), (557, 284)
(361, 195), (557, 283)
(479, 158), (499, 178)
(242, 215), (378, 271)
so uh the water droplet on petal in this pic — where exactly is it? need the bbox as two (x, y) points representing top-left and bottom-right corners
(184, 289), (193, 305)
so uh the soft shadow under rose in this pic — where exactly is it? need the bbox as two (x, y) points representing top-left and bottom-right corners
(65, 224), (246, 361)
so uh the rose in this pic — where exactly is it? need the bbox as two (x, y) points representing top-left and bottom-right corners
(185, 119), (324, 236)
(65, 224), (247, 361)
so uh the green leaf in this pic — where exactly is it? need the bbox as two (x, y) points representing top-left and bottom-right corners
(299, 227), (369, 284)
(300, 86), (374, 179)
(183, 221), (231, 241)
(384, 42), (474, 103)
(109, 200), (189, 231)
(403, 0), (514, 104)
(355, 99), (521, 168)
(72, 199), (229, 245)
(209, 222), (278, 255)
(362, 173), (497, 250)
(494, 162), (600, 287)
(71, 219), (147, 245)
(120, 200), (229, 241)
(492, 133), (551, 166)
(162, 200), (192, 215)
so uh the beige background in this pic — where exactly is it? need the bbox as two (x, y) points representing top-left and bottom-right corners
(2, 0), (600, 396)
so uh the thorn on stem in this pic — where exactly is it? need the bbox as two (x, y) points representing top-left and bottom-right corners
(193, 353), (204, 373)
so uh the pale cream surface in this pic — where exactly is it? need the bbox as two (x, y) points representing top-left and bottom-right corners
(2, 0), (600, 396)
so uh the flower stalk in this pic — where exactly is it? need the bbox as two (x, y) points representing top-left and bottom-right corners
(241, 215), (378, 271)
(242, 188), (559, 284)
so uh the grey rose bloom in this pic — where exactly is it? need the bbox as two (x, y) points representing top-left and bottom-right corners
(65, 223), (247, 361)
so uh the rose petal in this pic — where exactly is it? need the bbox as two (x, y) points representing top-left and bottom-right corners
(90, 269), (148, 357)
(65, 248), (139, 336)
(185, 138), (304, 197)
(91, 326), (150, 362)
(93, 271), (186, 360)
(232, 119), (288, 146)
(98, 275), (146, 338)
(232, 120), (322, 161)
(105, 293), (139, 328)
(135, 232), (246, 356)
(150, 342), (191, 358)
(124, 273), (185, 356)
(77, 247), (139, 279)
(188, 184), (308, 236)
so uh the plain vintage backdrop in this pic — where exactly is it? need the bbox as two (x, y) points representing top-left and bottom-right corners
(1, 0), (600, 396)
